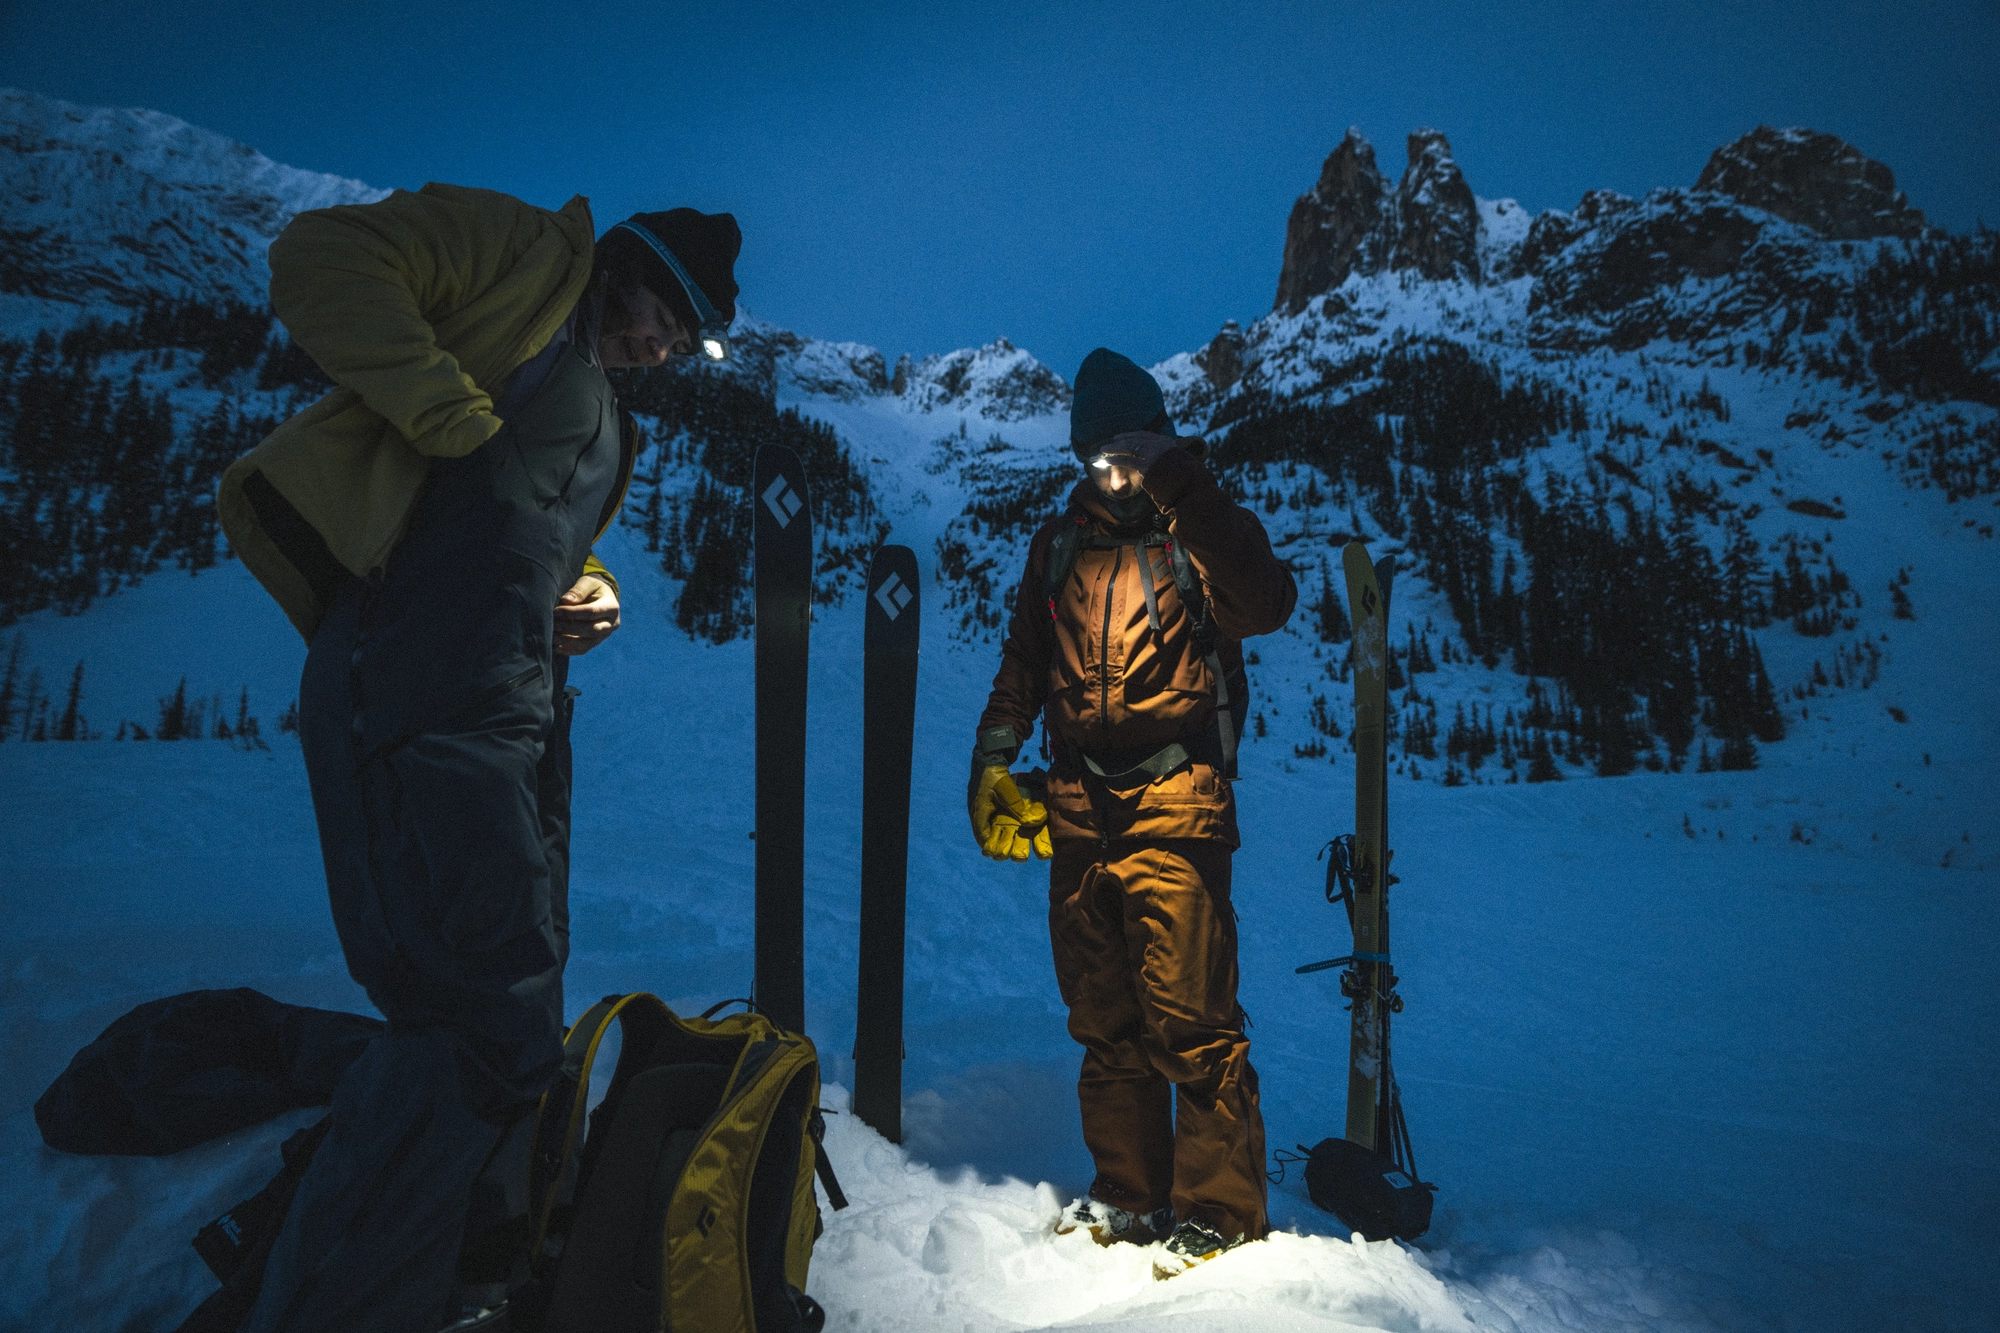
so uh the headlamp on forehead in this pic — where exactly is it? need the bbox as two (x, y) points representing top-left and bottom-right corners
(1088, 452), (1115, 472)
(612, 221), (731, 362)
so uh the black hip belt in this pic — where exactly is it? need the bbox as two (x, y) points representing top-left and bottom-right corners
(1064, 731), (1227, 789)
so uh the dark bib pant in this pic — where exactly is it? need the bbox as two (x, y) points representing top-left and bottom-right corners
(247, 344), (622, 1333)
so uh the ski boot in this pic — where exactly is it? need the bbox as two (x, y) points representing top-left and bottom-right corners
(1054, 1196), (1173, 1246)
(1151, 1218), (1247, 1279)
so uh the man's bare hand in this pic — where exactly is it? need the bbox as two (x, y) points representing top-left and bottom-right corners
(555, 575), (620, 656)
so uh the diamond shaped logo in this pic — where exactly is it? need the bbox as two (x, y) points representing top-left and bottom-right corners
(872, 571), (913, 620)
(762, 475), (803, 527)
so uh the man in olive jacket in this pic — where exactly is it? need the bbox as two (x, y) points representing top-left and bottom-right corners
(969, 349), (1297, 1278)
(220, 184), (741, 1333)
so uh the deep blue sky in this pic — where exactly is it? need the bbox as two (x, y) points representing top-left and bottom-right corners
(5, 1), (1996, 378)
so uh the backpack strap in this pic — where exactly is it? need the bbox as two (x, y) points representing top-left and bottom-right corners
(1134, 538), (1163, 633)
(1165, 535), (1239, 781)
(1041, 510), (1089, 624)
(525, 992), (675, 1267)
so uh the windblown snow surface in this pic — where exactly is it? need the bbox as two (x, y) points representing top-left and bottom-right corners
(1, 356), (1995, 1332)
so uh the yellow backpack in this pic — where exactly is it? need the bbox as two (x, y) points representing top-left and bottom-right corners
(517, 993), (842, 1332)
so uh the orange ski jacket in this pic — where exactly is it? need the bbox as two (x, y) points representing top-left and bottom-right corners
(977, 447), (1297, 844)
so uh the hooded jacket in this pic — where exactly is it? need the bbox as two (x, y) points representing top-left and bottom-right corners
(218, 184), (623, 641)
(977, 448), (1297, 843)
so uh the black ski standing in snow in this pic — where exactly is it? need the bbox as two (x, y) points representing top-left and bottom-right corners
(754, 444), (812, 1035)
(853, 544), (920, 1143)
(1293, 542), (1436, 1241)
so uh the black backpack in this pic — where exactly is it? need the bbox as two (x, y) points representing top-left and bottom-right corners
(509, 993), (842, 1333)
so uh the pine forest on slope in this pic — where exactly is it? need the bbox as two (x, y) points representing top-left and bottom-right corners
(0, 88), (1994, 784)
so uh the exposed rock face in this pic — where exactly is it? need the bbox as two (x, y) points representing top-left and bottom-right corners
(780, 336), (889, 400)
(1393, 129), (1480, 283)
(1273, 127), (1396, 313)
(1196, 319), (1246, 390)
(1696, 126), (1927, 240)
(1273, 126), (1486, 310)
(1526, 189), (1766, 336)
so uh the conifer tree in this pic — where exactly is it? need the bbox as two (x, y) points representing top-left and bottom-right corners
(1313, 561), (1350, 642)
(0, 633), (22, 740)
(1526, 729), (1561, 783)
(18, 666), (43, 741)
(54, 660), (86, 741)
(157, 678), (189, 741)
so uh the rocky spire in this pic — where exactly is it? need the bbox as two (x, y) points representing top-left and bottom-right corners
(1272, 127), (1397, 314)
(1695, 126), (1928, 240)
(1392, 129), (1480, 283)
(1197, 320), (1246, 390)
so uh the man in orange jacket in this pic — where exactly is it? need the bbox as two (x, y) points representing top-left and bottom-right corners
(970, 347), (1297, 1277)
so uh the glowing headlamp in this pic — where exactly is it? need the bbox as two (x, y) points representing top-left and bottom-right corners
(1089, 453), (1113, 472)
(612, 220), (731, 362)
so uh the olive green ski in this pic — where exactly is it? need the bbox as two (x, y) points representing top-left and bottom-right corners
(1340, 541), (1395, 1152)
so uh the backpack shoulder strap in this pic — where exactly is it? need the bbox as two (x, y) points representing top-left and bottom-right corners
(526, 992), (674, 1264)
(1041, 509), (1089, 622)
(1162, 533), (1213, 653)
(1162, 534), (1241, 780)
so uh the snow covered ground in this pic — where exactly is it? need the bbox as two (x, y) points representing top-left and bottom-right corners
(1, 484), (1994, 1332)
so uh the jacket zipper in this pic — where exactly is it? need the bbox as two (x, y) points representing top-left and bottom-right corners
(1099, 545), (1122, 737)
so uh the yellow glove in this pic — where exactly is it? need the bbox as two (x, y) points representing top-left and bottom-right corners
(968, 765), (1054, 861)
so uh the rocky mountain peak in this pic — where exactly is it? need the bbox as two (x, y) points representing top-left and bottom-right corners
(896, 337), (1069, 421)
(1695, 126), (1927, 240)
(1273, 126), (1396, 314)
(1272, 125), (1488, 313)
(1195, 319), (1246, 390)
(1393, 128), (1480, 284)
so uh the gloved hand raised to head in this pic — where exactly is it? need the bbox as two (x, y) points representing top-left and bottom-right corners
(966, 726), (1053, 861)
(1097, 430), (1207, 476)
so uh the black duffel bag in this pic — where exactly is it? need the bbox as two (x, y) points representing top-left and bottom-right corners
(35, 987), (382, 1157)
(1301, 1136), (1436, 1242)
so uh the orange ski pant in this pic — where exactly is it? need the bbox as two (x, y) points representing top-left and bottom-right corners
(1048, 839), (1269, 1241)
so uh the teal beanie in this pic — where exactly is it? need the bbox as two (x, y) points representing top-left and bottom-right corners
(1070, 348), (1168, 460)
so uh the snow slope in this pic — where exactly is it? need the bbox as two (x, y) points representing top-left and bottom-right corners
(1, 395), (1995, 1330)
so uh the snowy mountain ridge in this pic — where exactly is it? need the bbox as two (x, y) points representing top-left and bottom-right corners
(4, 95), (1996, 792)
(720, 318), (1070, 422)
(0, 87), (1070, 428)
(0, 88), (386, 334)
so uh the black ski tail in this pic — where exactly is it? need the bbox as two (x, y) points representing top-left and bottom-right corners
(854, 544), (920, 1144)
(753, 444), (812, 1035)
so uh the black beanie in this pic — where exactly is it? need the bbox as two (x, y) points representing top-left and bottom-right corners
(601, 209), (741, 333)
(1070, 347), (1168, 461)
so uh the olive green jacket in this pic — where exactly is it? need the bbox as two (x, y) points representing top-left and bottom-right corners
(218, 183), (621, 640)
